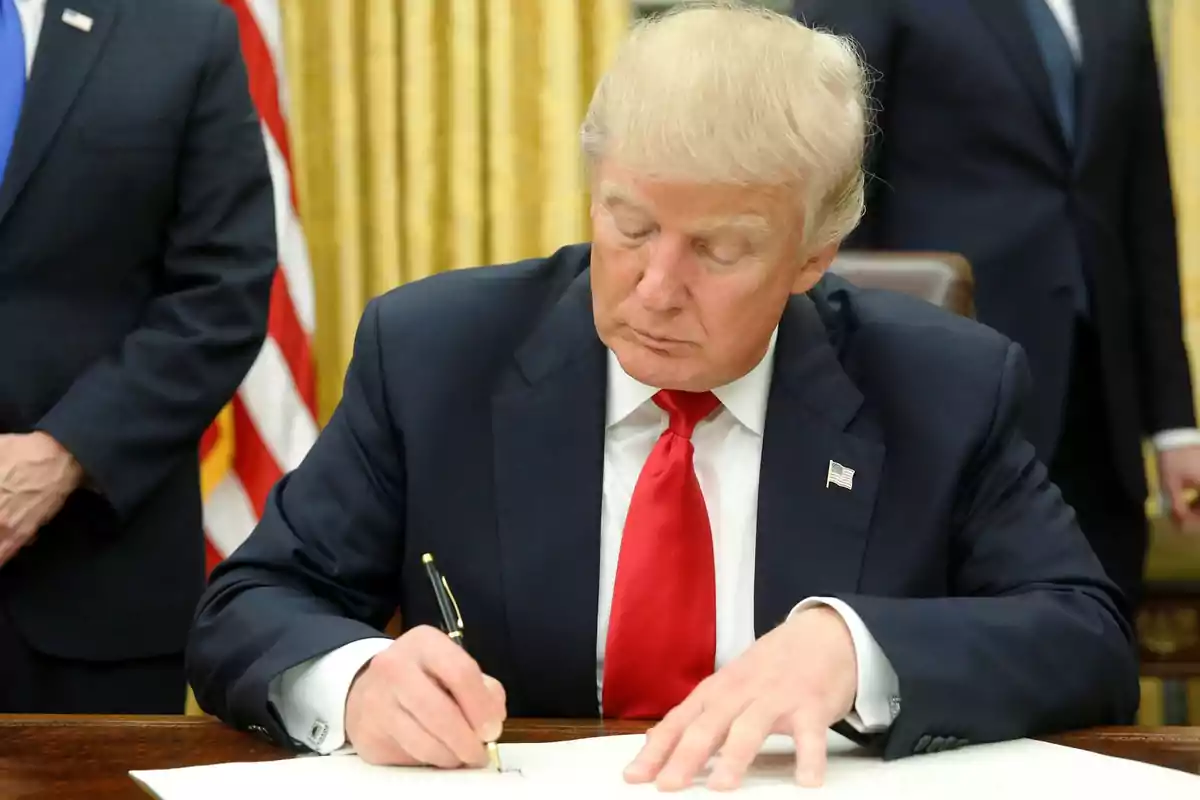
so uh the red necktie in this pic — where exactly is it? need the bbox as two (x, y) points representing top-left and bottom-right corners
(602, 389), (720, 719)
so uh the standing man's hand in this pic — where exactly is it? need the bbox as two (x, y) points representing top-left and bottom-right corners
(0, 432), (83, 567)
(1158, 445), (1200, 534)
(624, 606), (858, 791)
(345, 625), (507, 768)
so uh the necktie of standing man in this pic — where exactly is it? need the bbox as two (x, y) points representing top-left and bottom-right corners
(1021, 0), (1090, 314)
(0, 0), (26, 188)
(603, 389), (721, 719)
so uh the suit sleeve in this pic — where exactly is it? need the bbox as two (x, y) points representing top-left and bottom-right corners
(186, 299), (405, 746)
(793, 0), (898, 249)
(1125, 3), (1195, 432)
(33, 5), (276, 519)
(836, 342), (1140, 760)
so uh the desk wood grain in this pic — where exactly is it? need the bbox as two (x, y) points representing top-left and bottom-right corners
(0, 716), (1196, 799)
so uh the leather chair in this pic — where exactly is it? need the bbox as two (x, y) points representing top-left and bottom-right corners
(830, 251), (975, 319)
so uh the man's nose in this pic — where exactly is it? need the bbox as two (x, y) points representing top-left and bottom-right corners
(636, 237), (690, 310)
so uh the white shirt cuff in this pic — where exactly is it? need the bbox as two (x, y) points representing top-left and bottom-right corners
(266, 637), (392, 753)
(1152, 428), (1200, 451)
(790, 597), (900, 732)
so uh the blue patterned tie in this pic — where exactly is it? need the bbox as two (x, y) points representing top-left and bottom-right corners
(1021, 0), (1078, 149)
(0, 0), (26, 188)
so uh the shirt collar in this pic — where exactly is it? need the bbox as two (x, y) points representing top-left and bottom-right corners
(605, 328), (778, 436)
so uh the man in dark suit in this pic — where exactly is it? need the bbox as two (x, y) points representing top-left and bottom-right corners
(793, 0), (1200, 611)
(0, 0), (275, 713)
(188, 5), (1136, 791)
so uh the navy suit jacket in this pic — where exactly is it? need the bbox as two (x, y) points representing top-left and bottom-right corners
(0, 0), (274, 661)
(188, 244), (1137, 760)
(794, 0), (1192, 500)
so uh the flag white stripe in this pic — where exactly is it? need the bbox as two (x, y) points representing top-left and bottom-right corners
(203, 475), (259, 557)
(262, 124), (316, 334)
(240, 337), (320, 472)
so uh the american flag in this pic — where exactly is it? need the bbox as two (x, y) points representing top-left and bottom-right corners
(826, 460), (855, 490)
(199, 0), (317, 573)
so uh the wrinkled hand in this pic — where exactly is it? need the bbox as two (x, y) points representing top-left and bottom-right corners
(345, 625), (507, 768)
(624, 606), (857, 791)
(1158, 446), (1200, 534)
(0, 432), (83, 568)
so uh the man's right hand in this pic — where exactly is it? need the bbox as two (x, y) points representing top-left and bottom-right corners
(344, 625), (507, 768)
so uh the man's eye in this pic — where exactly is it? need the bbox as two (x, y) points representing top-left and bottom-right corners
(620, 226), (654, 240)
(696, 240), (744, 266)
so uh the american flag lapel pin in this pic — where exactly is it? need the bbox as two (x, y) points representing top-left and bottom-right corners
(62, 9), (95, 32)
(826, 460), (855, 490)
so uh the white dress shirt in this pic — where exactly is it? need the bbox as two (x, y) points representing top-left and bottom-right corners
(12, 0), (46, 78)
(268, 333), (901, 753)
(1042, 0), (1081, 63)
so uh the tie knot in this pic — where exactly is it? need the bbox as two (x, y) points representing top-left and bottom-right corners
(653, 390), (720, 439)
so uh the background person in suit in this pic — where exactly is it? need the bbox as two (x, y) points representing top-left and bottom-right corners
(0, 0), (275, 713)
(793, 0), (1200, 611)
(187, 5), (1137, 791)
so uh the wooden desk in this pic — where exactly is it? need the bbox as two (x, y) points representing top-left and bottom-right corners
(1, 716), (1197, 799)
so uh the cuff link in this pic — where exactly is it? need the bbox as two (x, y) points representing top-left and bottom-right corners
(309, 720), (329, 748)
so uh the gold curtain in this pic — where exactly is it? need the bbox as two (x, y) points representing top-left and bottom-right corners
(281, 0), (629, 423)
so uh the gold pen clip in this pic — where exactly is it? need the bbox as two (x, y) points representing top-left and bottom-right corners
(441, 575), (463, 631)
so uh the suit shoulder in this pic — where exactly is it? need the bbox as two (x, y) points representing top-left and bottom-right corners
(365, 243), (590, 361)
(125, 0), (228, 23)
(819, 273), (1009, 347)
(814, 274), (1017, 392)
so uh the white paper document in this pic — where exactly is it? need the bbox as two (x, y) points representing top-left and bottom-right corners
(130, 731), (1199, 799)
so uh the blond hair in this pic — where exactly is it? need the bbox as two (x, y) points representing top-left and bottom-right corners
(580, 0), (869, 250)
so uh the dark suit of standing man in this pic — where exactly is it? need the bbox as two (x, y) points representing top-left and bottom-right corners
(794, 0), (1200, 610)
(0, 0), (275, 713)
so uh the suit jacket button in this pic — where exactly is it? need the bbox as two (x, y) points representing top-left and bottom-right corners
(914, 734), (932, 754)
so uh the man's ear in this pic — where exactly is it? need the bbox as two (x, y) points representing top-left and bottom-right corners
(790, 242), (840, 294)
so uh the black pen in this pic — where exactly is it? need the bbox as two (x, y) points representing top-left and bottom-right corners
(421, 552), (502, 772)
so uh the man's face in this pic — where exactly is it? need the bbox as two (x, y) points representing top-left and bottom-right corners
(589, 161), (835, 392)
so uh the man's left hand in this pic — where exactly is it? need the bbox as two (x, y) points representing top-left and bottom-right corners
(624, 606), (857, 792)
(0, 432), (84, 568)
(1158, 445), (1200, 534)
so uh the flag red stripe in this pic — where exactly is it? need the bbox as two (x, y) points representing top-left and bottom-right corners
(205, 538), (225, 575)
(200, 421), (220, 461)
(268, 268), (317, 415)
(224, 0), (299, 209)
(206, 0), (316, 573)
(231, 398), (285, 518)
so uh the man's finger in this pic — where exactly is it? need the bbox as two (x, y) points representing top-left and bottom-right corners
(384, 700), (462, 769)
(623, 700), (705, 784)
(421, 634), (503, 741)
(394, 661), (488, 767)
(654, 702), (748, 792)
(791, 709), (829, 788)
(707, 699), (777, 790)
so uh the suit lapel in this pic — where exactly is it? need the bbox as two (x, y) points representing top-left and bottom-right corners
(492, 265), (607, 717)
(966, 0), (1067, 152)
(0, 0), (118, 224)
(754, 290), (885, 635)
